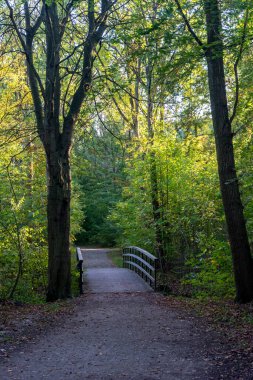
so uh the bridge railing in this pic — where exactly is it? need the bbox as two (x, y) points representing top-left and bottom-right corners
(76, 247), (84, 295)
(122, 246), (158, 290)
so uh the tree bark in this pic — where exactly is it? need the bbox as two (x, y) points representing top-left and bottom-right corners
(46, 146), (71, 301)
(204, 0), (253, 302)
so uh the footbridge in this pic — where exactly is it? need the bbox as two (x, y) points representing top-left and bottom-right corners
(76, 247), (158, 294)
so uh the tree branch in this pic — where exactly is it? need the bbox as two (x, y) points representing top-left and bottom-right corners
(62, 0), (112, 148)
(230, 8), (249, 125)
(23, 1), (45, 135)
(174, 0), (204, 48)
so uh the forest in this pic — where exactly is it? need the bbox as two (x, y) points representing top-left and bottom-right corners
(1, 0), (253, 305)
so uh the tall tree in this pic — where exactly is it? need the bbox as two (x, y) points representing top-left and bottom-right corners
(4, 0), (114, 301)
(175, 0), (253, 302)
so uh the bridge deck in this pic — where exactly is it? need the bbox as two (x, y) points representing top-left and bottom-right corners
(82, 248), (153, 293)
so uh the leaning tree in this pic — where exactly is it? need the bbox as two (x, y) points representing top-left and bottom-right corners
(3, 0), (115, 301)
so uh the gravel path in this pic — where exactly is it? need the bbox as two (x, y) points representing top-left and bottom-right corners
(0, 249), (220, 379)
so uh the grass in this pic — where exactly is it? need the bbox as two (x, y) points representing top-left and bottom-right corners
(107, 249), (123, 268)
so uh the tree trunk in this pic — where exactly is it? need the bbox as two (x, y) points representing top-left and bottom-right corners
(149, 152), (166, 270)
(146, 63), (166, 270)
(46, 148), (71, 301)
(204, 0), (253, 302)
(6, 0), (110, 301)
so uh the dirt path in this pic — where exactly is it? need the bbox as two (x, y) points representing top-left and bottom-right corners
(0, 249), (238, 379)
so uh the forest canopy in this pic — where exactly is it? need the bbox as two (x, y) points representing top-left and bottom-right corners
(1, 0), (253, 303)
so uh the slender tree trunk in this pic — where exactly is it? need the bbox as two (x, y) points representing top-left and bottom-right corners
(46, 147), (72, 301)
(146, 63), (166, 270)
(149, 152), (166, 268)
(204, 0), (253, 302)
(132, 58), (141, 138)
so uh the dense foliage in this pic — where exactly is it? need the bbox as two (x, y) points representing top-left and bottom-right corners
(1, 0), (253, 302)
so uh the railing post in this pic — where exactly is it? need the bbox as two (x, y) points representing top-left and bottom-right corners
(79, 261), (83, 294)
(76, 247), (84, 295)
(154, 258), (158, 291)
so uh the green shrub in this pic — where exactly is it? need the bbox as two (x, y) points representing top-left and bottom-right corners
(184, 238), (235, 299)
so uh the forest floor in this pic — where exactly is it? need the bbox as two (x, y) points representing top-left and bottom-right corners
(0, 249), (252, 379)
